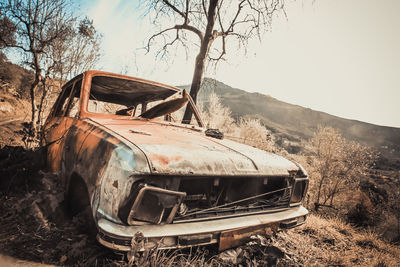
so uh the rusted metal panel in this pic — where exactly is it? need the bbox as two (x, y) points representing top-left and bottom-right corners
(88, 118), (298, 176)
(219, 223), (279, 251)
(43, 116), (75, 172)
(67, 119), (151, 221)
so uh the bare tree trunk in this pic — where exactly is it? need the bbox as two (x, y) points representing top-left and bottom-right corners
(315, 175), (325, 211)
(30, 75), (40, 133)
(329, 179), (342, 207)
(182, 0), (218, 124)
(37, 77), (49, 132)
(30, 50), (42, 137)
(397, 212), (399, 240)
(182, 52), (208, 123)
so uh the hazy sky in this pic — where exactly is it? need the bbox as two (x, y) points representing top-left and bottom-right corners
(79, 0), (400, 128)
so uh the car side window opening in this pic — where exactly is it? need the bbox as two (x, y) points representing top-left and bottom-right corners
(63, 79), (82, 118)
(52, 79), (82, 118)
(53, 84), (73, 118)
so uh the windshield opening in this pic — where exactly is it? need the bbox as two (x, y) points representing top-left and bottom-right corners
(87, 75), (203, 126)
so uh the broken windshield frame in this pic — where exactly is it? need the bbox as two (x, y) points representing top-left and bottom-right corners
(81, 73), (204, 127)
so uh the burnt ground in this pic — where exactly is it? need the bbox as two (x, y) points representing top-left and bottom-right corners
(0, 145), (119, 266)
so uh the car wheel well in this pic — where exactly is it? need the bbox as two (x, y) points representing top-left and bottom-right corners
(66, 172), (91, 216)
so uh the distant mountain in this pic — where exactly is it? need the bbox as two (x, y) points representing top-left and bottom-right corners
(179, 78), (400, 163)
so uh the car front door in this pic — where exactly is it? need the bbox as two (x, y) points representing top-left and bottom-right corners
(44, 79), (82, 172)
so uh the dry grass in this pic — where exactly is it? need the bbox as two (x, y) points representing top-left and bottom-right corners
(114, 214), (400, 267)
(273, 214), (400, 267)
(123, 248), (221, 267)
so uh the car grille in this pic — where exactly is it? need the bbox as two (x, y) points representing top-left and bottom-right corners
(173, 176), (292, 222)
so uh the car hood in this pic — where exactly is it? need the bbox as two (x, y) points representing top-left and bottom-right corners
(89, 118), (300, 176)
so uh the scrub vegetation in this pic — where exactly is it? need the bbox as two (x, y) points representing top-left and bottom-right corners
(0, 0), (101, 137)
(199, 92), (277, 153)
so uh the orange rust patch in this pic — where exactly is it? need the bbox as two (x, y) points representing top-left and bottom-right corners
(219, 223), (279, 251)
(73, 121), (93, 152)
(107, 136), (121, 145)
(82, 131), (102, 152)
(82, 127), (121, 153)
(149, 154), (183, 168)
(45, 117), (74, 172)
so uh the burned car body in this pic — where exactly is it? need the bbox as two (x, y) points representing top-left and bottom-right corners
(43, 71), (309, 251)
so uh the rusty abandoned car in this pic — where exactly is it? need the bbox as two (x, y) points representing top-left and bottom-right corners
(43, 70), (309, 252)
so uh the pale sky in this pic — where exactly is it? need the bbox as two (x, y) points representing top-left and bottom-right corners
(78, 0), (400, 128)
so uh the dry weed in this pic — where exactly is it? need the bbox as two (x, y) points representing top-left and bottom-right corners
(272, 214), (400, 266)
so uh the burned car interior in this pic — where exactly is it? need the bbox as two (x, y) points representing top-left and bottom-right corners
(43, 71), (309, 252)
(86, 75), (200, 125)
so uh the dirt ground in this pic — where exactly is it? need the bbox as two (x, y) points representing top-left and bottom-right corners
(0, 92), (120, 265)
(0, 146), (119, 265)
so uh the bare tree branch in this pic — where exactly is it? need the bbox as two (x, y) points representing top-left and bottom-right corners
(201, 0), (208, 18)
(0, 0), (100, 136)
(162, 0), (186, 20)
(143, 0), (287, 124)
(209, 34), (226, 62)
(225, 0), (246, 34)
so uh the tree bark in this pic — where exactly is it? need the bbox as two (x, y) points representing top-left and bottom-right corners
(30, 51), (42, 136)
(315, 174), (325, 211)
(37, 77), (49, 130)
(182, 0), (218, 124)
(30, 75), (40, 133)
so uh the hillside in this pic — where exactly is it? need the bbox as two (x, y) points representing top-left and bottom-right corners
(180, 78), (400, 163)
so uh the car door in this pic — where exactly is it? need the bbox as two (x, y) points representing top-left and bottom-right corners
(44, 79), (82, 172)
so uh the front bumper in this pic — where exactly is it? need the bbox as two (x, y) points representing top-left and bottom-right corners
(97, 205), (308, 251)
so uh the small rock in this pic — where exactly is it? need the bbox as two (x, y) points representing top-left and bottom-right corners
(60, 255), (67, 263)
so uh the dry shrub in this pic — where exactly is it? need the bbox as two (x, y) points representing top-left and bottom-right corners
(199, 91), (235, 134)
(345, 190), (375, 226)
(307, 126), (377, 211)
(126, 245), (218, 267)
(271, 214), (400, 266)
(235, 117), (275, 152)
(0, 55), (34, 99)
(199, 92), (277, 152)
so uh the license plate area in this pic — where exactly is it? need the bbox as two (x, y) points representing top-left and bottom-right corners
(219, 223), (279, 251)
